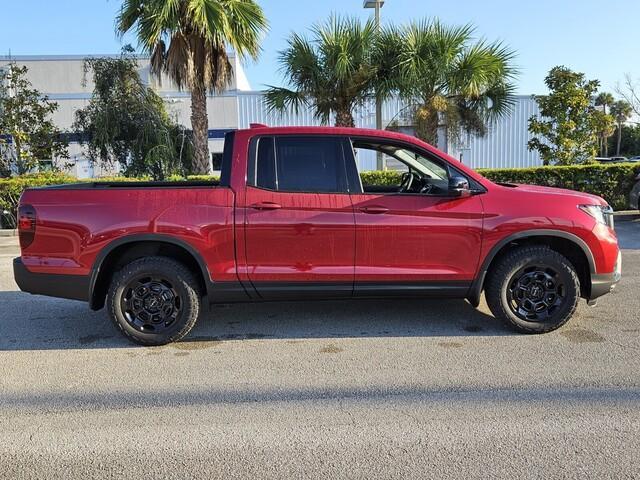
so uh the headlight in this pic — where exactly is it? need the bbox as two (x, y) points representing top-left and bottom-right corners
(579, 204), (614, 229)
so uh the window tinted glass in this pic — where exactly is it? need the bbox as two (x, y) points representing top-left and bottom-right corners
(276, 137), (345, 192)
(254, 136), (347, 193)
(256, 137), (276, 189)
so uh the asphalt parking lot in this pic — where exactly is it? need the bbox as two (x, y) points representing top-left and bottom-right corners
(1, 220), (639, 479)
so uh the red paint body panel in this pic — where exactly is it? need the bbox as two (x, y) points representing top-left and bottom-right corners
(350, 193), (484, 282)
(17, 125), (620, 305)
(20, 187), (237, 281)
(242, 186), (355, 283)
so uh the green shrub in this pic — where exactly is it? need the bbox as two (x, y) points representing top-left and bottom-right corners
(0, 173), (142, 228)
(0, 173), (74, 227)
(478, 162), (640, 210)
(360, 170), (402, 186)
(166, 174), (219, 182)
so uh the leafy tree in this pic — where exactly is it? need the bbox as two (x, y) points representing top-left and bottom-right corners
(117, 0), (268, 174)
(73, 49), (193, 180)
(610, 100), (632, 156)
(595, 92), (615, 156)
(386, 20), (517, 145)
(0, 65), (68, 176)
(528, 67), (604, 165)
(265, 16), (377, 127)
(608, 123), (640, 157)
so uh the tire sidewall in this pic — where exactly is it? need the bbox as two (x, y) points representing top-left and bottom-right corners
(494, 249), (579, 333)
(108, 259), (199, 345)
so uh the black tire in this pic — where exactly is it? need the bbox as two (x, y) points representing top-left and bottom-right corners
(485, 246), (580, 334)
(107, 256), (201, 345)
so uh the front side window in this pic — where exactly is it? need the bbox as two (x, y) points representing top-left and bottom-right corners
(351, 140), (453, 195)
(252, 136), (347, 193)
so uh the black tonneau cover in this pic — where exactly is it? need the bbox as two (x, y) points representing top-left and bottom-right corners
(36, 180), (219, 190)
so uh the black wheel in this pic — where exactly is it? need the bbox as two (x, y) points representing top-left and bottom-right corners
(485, 246), (580, 334)
(107, 257), (201, 345)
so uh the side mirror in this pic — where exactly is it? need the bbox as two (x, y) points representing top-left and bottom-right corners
(448, 176), (471, 197)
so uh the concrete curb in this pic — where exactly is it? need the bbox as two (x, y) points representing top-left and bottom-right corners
(0, 229), (17, 237)
(614, 211), (640, 222)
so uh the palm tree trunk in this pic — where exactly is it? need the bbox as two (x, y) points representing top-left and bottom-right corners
(616, 123), (622, 156)
(335, 107), (354, 128)
(414, 106), (439, 145)
(190, 84), (210, 174)
(598, 135), (604, 157)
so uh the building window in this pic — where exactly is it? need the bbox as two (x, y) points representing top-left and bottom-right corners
(38, 160), (54, 172)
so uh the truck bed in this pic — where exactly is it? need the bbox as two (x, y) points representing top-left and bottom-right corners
(18, 184), (235, 284)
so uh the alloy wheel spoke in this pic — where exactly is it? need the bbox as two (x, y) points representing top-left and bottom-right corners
(507, 264), (566, 323)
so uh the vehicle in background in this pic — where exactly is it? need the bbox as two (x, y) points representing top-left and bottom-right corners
(13, 126), (622, 345)
(595, 156), (629, 163)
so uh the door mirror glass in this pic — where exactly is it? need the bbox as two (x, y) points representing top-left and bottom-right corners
(448, 176), (471, 197)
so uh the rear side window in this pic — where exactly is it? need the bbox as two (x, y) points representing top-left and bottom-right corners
(251, 136), (348, 193)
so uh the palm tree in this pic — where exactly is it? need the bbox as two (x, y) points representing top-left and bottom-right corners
(387, 20), (517, 145)
(117, 0), (268, 174)
(595, 92), (614, 156)
(610, 100), (633, 156)
(264, 16), (377, 127)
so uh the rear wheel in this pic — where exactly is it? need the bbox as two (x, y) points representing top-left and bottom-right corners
(107, 256), (201, 345)
(485, 246), (580, 334)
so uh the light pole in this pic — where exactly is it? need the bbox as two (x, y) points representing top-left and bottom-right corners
(363, 0), (385, 170)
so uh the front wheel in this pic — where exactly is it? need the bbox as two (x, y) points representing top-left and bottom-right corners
(107, 256), (201, 345)
(485, 246), (580, 334)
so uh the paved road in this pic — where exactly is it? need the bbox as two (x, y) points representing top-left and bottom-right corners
(1, 222), (639, 479)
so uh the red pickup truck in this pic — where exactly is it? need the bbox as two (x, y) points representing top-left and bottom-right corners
(14, 126), (621, 345)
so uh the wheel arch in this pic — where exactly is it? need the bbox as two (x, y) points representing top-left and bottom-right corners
(467, 230), (595, 307)
(89, 234), (212, 310)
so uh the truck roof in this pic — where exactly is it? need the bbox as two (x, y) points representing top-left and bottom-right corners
(237, 125), (426, 145)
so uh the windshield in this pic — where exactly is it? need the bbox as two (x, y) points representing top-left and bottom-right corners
(387, 147), (448, 180)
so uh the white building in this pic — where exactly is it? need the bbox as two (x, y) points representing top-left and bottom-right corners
(0, 54), (543, 176)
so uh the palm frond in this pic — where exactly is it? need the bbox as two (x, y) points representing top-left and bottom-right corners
(263, 86), (308, 114)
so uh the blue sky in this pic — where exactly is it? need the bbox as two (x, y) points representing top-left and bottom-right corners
(1, 0), (639, 95)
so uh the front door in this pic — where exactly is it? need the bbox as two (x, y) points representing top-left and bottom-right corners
(347, 138), (484, 296)
(242, 135), (355, 299)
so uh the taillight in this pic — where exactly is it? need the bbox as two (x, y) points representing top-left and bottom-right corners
(18, 204), (36, 249)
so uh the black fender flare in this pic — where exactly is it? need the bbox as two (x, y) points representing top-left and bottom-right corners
(466, 229), (596, 307)
(88, 233), (213, 309)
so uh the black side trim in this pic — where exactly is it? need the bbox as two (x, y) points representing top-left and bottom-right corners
(13, 257), (89, 302)
(466, 229), (597, 307)
(208, 281), (254, 303)
(252, 282), (353, 300)
(249, 281), (472, 301)
(355, 281), (471, 298)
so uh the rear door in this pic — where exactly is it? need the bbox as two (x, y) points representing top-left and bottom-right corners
(242, 135), (356, 299)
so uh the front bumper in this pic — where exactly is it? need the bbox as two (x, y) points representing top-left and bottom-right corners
(13, 257), (89, 301)
(588, 250), (622, 300)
